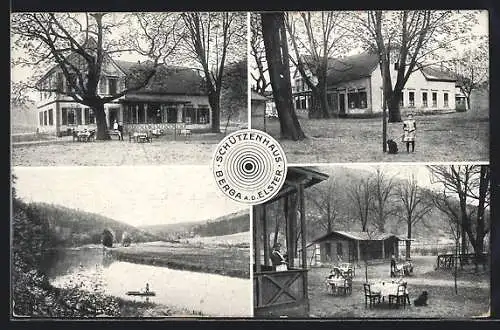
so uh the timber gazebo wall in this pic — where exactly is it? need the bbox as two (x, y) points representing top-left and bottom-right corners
(253, 167), (328, 318)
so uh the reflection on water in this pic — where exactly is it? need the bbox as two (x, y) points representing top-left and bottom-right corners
(45, 247), (252, 317)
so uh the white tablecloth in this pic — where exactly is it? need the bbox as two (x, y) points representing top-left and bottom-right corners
(326, 277), (345, 287)
(370, 281), (408, 298)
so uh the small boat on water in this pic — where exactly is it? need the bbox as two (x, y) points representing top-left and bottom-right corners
(126, 291), (156, 296)
(126, 283), (155, 296)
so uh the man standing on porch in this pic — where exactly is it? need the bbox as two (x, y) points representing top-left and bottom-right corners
(118, 121), (124, 141)
(270, 243), (288, 272)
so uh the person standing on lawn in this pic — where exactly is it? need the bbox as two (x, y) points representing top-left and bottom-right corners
(403, 113), (417, 153)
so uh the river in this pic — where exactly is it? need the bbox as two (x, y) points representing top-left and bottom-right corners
(41, 246), (252, 317)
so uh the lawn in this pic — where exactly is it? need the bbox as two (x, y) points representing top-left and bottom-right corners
(307, 256), (490, 318)
(252, 110), (489, 163)
(111, 240), (250, 279)
(11, 132), (228, 166)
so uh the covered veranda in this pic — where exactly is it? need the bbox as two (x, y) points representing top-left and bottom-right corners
(253, 167), (329, 318)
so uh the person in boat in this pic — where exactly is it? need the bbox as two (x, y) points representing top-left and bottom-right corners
(270, 242), (288, 271)
(145, 283), (150, 293)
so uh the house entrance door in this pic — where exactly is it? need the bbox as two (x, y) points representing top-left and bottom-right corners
(339, 93), (346, 115)
(108, 108), (119, 127)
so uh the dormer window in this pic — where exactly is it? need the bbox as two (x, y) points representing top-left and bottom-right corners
(108, 77), (118, 95)
(99, 77), (107, 94)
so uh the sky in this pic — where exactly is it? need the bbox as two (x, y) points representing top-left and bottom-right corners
(13, 166), (249, 227)
(318, 164), (445, 191)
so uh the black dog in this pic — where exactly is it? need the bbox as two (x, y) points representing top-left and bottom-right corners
(413, 291), (428, 306)
(387, 139), (398, 154)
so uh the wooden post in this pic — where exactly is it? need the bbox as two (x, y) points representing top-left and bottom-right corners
(144, 104), (148, 124)
(357, 240), (361, 262)
(382, 240), (385, 259)
(254, 205), (262, 273)
(288, 193), (297, 269)
(262, 204), (269, 267)
(299, 183), (306, 269)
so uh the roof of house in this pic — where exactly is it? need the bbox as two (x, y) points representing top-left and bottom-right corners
(302, 52), (457, 85)
(38, 56), (207, 96)
(312, 230), (407, 243)
(115, 60), (207, 95)
(420, 66), (456, 82)
(326, 52), (380, 85)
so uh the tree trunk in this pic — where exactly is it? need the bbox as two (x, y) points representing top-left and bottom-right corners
(388, 93), (402, 123)
(261, 13), (305, 141)
(406, 221), (412, 260)
(209, 93), (221, 133)
(94, 103), (110, 140)
(308, 78), (330, 119)
(474, 165), (489, 272)
(466, 97), (471, 111)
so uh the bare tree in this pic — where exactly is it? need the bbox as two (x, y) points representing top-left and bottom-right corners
(11, 12), (183, 140)
(346, 10), (479, 122)
(397, 174), (433, 259)
(370, 168), (397, 233)
(181, 12), (246, 134)
(250, 14), (270, 95)
(428, 165), (490, 272)
(347, 177), (373, 232)
(307, 179), (338, 234)
(448, 37), (489, 110)
(285, 11), (349, 119)
(261, 12), (305, 140)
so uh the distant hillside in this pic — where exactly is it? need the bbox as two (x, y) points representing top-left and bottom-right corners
(192, 210), (250, 237)
(140, 210), (250, 240)
(11, 102), (38, 134)
(19, 201), (160, 247)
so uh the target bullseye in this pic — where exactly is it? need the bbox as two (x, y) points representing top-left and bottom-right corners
(212, 129), (287, 205)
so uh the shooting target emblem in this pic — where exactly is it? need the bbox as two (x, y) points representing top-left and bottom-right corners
(212, 129), (287, 204)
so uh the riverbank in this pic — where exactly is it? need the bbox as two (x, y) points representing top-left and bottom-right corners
(111, 242), (250, 279)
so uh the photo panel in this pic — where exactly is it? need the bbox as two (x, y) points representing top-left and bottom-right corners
(11, 166), (253, 318)
(11, 12), (248, 166)
(252, 164), (490, 319)
(249, 11), (489, 163)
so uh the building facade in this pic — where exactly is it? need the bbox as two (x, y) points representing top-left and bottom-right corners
(36, 57), (211, 136)
(291, 52), (463, 116)
(312, 230), (404, 263)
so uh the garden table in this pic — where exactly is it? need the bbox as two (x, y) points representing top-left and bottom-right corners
(370, 280), (408, 305)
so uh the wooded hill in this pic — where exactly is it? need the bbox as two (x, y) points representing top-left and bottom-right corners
(266, 166), (482, 245)
(18, 201), (160, 247)
(140, 210), (250, 240)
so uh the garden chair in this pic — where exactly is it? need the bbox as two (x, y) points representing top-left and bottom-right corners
(86, 130), (95, 142)
(337, 277), (353, 296)
(363, 283), (381, 307)
(389, 283), (408, 308)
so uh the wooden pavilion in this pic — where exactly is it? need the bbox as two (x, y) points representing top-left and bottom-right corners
(253, 167), (329, 318)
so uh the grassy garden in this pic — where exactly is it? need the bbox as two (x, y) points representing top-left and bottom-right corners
(11, 121), (246, 166)
(307, 256), (490, 318)
(252, 110), (489, 163)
